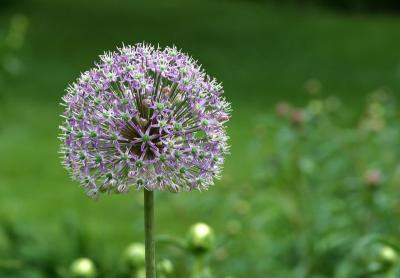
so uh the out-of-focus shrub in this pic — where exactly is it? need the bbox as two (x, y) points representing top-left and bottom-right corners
(248, 0), (400, 13)
(252, 90), (400, 277)
(0, 14), (28, 74)
(0, 14), (28, 93)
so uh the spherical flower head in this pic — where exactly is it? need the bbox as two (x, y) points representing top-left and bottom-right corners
(59, 43), (231, 198)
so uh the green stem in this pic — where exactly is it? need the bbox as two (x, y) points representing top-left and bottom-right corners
(144, 189), (156, 278)
(191, 255), (205, 278)
(156, 234), (187, 250)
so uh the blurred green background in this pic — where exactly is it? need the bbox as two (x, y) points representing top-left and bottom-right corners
(1, 0), (400, 277)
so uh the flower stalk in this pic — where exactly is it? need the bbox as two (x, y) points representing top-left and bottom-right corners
(144, 189), (156, 278)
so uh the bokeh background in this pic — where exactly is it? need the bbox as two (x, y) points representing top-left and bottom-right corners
(1, 0), (400, 277)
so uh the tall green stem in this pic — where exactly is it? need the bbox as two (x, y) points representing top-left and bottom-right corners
(144, 189), (156, 278)
(191, 255), (205, 278)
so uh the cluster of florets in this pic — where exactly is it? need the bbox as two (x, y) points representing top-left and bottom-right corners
(59, 43), (230, 198)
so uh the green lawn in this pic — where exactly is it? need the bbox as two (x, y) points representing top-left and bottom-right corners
(1, 0), (400, 276)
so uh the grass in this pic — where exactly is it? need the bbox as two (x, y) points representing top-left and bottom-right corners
(1, 0), (400, 276)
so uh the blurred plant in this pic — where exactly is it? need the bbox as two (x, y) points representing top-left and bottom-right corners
(252, 90), (400, 277)
(0, 14), (28, 77)
(0, 218), (230, 277)
(0, 218), (62, 277)
(0, 14), (28, 104)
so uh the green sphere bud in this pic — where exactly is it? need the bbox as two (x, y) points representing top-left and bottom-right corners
(379, 245), (398, 265)
(69, 258), (96, 278)
(123, 243), (146, 269)
(187, 223), (215, 255)
(157, 258), (174, 276)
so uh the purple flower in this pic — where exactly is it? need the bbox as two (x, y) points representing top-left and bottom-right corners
(59, 43), (230, 198)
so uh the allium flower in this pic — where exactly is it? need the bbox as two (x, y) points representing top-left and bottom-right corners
(59, 43), (230, 198)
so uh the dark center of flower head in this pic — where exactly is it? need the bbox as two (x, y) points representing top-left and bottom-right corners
(117, 89), (190, 161)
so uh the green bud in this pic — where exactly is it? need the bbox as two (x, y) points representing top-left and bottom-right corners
(157, 258), (174, 276)
(123, 243), (146, 269)
(187, 223), (215, 255)
(379, 245), (398, 265)
(89, 131), (97, 138)
(69, 258), (96, 278)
